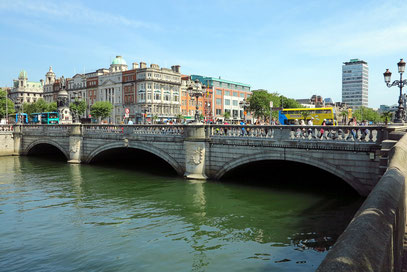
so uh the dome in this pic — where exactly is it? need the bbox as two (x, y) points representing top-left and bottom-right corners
(19, 70), (27, 79)
(111, 56), (127, 65)
(46, 66), (55, 76)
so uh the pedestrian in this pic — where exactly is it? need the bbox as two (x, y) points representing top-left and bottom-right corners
(128, 119), (133, 125)
(307, 117), (314, 138)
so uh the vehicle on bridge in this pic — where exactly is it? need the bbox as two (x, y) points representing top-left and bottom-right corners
(41, 112), (59, 124)
(279, 107), (336, 125)
(10, 113), (29, 124)
(30, 113), (41, 124)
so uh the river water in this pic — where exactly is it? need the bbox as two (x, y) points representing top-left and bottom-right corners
(0, 156), (362, 272)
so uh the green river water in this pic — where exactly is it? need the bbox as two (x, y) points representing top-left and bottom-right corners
(0, 156), (362, 272)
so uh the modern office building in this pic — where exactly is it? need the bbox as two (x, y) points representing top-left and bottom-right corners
(342, 59), (368, 109)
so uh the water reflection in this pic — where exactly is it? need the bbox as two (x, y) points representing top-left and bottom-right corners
(0, 156), (363, 272)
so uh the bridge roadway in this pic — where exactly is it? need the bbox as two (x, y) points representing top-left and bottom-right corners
(0, 123), (398, 196)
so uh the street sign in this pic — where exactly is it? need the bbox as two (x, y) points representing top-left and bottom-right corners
(271, 107), (283, 111)
(125, 108), (130, 118)
(269, 101), (273, 108)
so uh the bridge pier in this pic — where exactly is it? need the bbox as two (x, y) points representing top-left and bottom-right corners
(13, 125), (22, 156)
(184, 124), (207, 180)
(68, 124), (82, 164)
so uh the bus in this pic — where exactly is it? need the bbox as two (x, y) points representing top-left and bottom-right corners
(41, 112), (59, 124)
(278, 108), (336, 125)
(31, 113), (41, 124)
(10, 113), (28, 124)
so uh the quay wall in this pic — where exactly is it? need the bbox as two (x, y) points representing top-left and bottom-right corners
(317, 133), (407, 272)
(0, 131), (14, 156)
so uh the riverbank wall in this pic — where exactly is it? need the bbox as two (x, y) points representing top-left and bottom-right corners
(317, 133), (407, 272)
(0, 130), (14, 156)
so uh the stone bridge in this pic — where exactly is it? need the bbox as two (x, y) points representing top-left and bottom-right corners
(2, 123), (405, 196)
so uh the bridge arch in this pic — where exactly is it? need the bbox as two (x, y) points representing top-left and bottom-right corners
(24, 139), (69, 160)
(85, 142), (184, 176)
(214, 152), (365, 195)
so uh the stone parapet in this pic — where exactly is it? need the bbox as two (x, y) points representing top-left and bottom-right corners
(317, 132), (407, 272)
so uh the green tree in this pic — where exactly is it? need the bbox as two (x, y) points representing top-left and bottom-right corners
(340, 111), (348, 125)
(0, 89), (15, 119)
(47, 102), (57, 112)
(175, 114), (184, 123)
(69, 99), (87, 120)
(90, 101), (113, 122)
(381, 111), (393, 125)
(223, 111), (231, 120)
(301, 111), (311, 121)
(152, 114), (158, 124)
(247, 89), (272, 120)
(353, 107), (381, 123)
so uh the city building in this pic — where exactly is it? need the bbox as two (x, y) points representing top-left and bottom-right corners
(190, 75), (251, 120)
(342, 59), (368, 109)
(43, 66), (57, 103)
(135, 62), (181, 123)
(10, 70), (44, 110)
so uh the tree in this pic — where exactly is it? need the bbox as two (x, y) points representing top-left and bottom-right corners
(223, 111), (231, 120)
(90, 101), (113, 122)
(0, 89), (15, 119)
(175, 114), (184, 123)
(47, 102), (57, 112)
(301, 111), (311, 121)
(353, 107), (381, 123)
(381, 111), (393, 125)
(247, 90), (272, 120)
(69, 99), (87, 121)
(340, 111), (348, 125)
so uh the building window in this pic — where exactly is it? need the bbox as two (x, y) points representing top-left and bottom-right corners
(232, 100), (238, 106)
(224, 91), (230, 96)
(240, 93), (245, 98)
(216, 89), (222, 95)
(225, 99), (230, 106)
(216, 109), (222, 115)
(233, 92), (238, 97)
(216, 98), (222, 105)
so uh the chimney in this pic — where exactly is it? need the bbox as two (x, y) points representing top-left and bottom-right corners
(140, 62), (147, 69)
(173, 65), (180, 73)
(132, 62), (139, 69)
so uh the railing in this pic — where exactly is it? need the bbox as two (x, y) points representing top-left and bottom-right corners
(82, 124), (185, 136)
(16, 124), (387, 144)
(0, 124), (13, 132)
(208, 125), (385, 143)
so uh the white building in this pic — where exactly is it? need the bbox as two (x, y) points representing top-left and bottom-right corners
(97, 56), (128, 123)
(342, 59), (368, 109)
(10, 70), (44, 110)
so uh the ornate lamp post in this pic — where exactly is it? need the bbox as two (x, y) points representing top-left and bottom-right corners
(239, 99), (250, 122)
(187, 79), (205, 123)
(384, 59), (407, 123)
(72, 91), (82, 123)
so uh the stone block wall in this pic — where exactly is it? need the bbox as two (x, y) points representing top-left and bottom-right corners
(0, 132), (14, 156)
(317, 133), (407, 272)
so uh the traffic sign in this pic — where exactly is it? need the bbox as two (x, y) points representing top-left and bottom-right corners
(269, 101), (273, 108)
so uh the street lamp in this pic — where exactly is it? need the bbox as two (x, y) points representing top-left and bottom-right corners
(187, 79), (205, 123)
(239, 99), (250, 122)
(384, 59), (407, 123)
(72, 91), (82, 123)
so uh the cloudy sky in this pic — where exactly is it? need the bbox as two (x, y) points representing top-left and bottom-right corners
(1, 0), (406, 108)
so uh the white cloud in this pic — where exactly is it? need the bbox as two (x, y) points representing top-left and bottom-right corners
(0, 0), (159, 30)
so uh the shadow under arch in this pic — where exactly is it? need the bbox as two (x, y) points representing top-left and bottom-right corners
(215, 152), (364, 195)
(85, 141), (184, 176)
(25, 139), (69, 160)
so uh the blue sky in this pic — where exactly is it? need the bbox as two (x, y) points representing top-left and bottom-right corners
(1, 0), (406, 108)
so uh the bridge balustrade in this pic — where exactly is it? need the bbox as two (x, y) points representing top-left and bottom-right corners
(208, 125), (385, 143)
(0, 125), (13, 132)
(83, 124), (185, 137)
